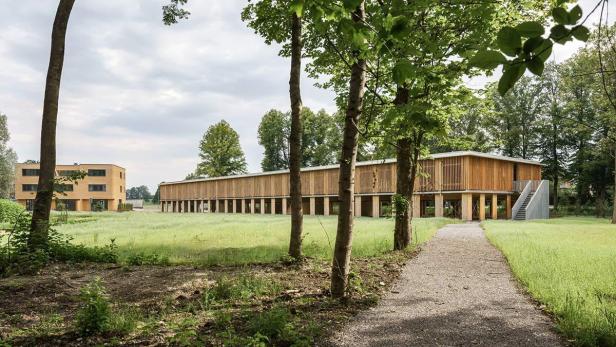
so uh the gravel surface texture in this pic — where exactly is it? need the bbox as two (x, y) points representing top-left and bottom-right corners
(330, 223), (564, 347)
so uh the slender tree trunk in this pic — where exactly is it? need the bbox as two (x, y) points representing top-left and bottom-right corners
(331, 2), (366, 299)
(612, 147), (616, 224)
(552, 121), (559, 211)
(393, 87), (411, 250)
(288, 13), (304, 259)
(28, 0), (75, 252)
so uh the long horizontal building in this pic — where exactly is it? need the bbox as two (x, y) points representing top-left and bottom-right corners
(159, 151), (549, 221)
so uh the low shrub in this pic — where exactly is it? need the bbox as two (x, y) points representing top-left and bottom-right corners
(0, 199), (25, 224)
(246, 307), (291, 340)
(75, 278), (112, 336)
(208, 275), (280, 302)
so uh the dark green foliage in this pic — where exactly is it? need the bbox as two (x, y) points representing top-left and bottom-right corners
(194, 120), (247, 178)
(246, 307), (291, 340)
(75, 278), (112, 336)
(126, 186), (151, 200)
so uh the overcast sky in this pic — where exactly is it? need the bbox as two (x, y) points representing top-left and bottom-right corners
(1, 0), (614, 191)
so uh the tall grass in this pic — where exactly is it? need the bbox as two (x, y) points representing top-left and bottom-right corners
(56, 212), (452, 266)
(483, 218), (616, 347)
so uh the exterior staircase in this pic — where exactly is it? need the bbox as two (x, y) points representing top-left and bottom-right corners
(513, 191), (534, 220)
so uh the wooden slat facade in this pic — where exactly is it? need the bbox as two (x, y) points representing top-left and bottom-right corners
(160, 153), (541, 201)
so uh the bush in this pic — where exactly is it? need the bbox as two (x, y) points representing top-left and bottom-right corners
(117, 203), (133, 212)
(247, 307), (291, 340)
(125, 252), (169, 266)
(0, 199), (25, 224)
(75, 278), (112, 336)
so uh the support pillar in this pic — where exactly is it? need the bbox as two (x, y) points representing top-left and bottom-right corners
(260, 198), (265, 214)
(479, 194), (486, 221)
(192, 200), (196, 213)
(251, 198), (255, 214)
(461, 194), (473, 221)
(185, 201), (190, 213)
(412, 195), (421, 218)
(506, 195), (512, 219)
(271, 198), (276, 214)
(241, 199), (246, 213)
(354, 196), (362, 217)
(371, 195), (379, 218)
(323, 197), (330, 216)
(491, 194), (498, 220)
(309, 197), (315, 216)
(282, 198), (287, 215)
(435, 194), (444, 218)
(232, 199), (237, 213)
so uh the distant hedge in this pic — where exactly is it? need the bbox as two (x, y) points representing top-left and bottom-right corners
(0, 200), (25, 224)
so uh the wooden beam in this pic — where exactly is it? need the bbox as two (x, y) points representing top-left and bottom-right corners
(435, 194), (444, 218)
(309, 197), (315, 216)
(479, 194), (486, 221)
(506, 195), (512, 219)
(412, 195), (421, 218)
(491, 194), (498, 220)
(271, 198), (276, 215)
(323, 197), (330, 216)
(354, 196), (362, 217)
(372, 195), (379, 218)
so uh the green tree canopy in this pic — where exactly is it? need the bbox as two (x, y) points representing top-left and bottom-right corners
(195, 120), (247, 177)
(0, 113), (17, 199)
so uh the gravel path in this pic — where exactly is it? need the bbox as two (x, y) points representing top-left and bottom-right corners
(331, 223), (563, 347)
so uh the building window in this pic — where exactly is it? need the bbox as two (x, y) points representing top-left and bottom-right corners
(120, 186), (123, 192)
(26, 200), (34, 211)
(22, 169), (40, 176)
(88, 169), (106, 177)
(89, 184), (106, 192)
(55, 184), (74, 192)
(120, 172), (123, 179)
(90, 199), (108, 211)
(22, 184), (38, 192)
(58, 170), (79, 176)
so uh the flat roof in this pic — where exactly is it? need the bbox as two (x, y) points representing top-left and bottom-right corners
(160, 151), (541, 186)
(16, 163), (126, 169)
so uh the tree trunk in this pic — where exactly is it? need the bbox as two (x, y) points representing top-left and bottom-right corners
(28, 0), (75, 252)
(552, 121), (559, 211)
(330, 2), (366, 299)
(613, 147), (616, 224)
(288, 12), (304, 259)
(393, 87), (411, 251)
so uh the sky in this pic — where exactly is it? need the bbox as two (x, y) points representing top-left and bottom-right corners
(1, 0), (614, 192)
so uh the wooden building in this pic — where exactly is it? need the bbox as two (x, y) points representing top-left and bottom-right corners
(159, 151), (544, 221)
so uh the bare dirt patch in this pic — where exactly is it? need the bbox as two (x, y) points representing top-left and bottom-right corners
(0, 251), (414, 346)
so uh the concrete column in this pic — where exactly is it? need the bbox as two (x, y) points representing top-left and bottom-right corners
(412, 195), (421, 218)
(323, 197), (330, 216)
(354, 196), (362, 217)
(371, 195), (379, 218)
(192, 200), (196, 213)
(309, 197), (315, 216)
(479, 194), (486, 221)
(232, 199), (237, 213)
(222, 199), (227, 213)
(241, 199), (246, 213)
(435, 194), (444, 218)
(251, 198), (255, 214)
(282, 198), (287, 215)
(491, 194), (498, 220)
(506, 195), (512, 219)
(271, 198), (276, 215)
(260, 198), (265, 214)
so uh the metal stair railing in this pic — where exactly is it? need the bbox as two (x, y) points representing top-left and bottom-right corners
(512, 181), (532, 220)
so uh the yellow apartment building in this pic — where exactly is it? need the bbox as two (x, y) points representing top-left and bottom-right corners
(14, 163), (126, 212)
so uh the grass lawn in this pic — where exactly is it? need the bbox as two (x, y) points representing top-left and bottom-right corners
(55, 212), (453, 266)
(483, 217), (616, 347)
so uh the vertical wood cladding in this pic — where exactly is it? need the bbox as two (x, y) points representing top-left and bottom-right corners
(160, 155), (542, 200)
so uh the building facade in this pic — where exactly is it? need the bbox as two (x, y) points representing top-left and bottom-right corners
(15, 163), (126, 212)
(159, 151), (546, 221)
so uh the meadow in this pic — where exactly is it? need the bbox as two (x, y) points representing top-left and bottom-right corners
(56, 212), (454, 266)
(483, 217), (616, 347)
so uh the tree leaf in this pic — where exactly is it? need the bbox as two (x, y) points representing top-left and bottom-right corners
(526, 57), (545, 76)
(498, 63), (526, 96)
(552, 7), (569, 25)
(516, 22), (545, 38)
(290, 0), (304, 17)
(392, 60), (414, 85)
(568, 5), (583, 24)
(497, 27), (522, 57)
(523, 37), (544, 53)
(470, 49), (507, 69)
(571, 25), (590, 42)
(342, 0), (362, 10)
(534, 39), (553, 61)
(550, 24), (571, 44)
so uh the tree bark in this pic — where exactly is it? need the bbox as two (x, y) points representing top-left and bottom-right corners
(29, 0), (75, 252)
(612, 147), (616, 224)
(552, 120), (559, 211)
(393, 87), (411, 251)
(331, 2), (366, 299)
(288, 12), (304, 259)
